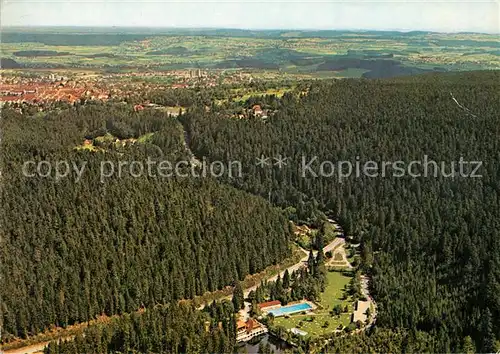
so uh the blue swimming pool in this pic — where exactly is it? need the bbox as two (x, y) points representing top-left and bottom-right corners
(267, 303), (312, 317)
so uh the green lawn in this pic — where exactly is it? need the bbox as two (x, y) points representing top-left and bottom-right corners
(319, 271), (353, 309)
(273, 271), (354, 338)
(216, 87), (294, 105)
(333, 252), (344, 261)
(230, 87), (293, 102)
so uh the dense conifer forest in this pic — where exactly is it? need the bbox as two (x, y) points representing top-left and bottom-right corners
(2, 71), (499, 353)
(0, 104), (292, 340)
(44, 302), (236, 354)
(182, 71), (500, 351)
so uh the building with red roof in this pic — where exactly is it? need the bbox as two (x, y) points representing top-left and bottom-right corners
(252, 104), (263, 116)
(236, 318), (267, 342)
(257, 300), (281, 309)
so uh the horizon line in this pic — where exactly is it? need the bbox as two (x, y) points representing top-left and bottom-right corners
(1, 25), (498, 35)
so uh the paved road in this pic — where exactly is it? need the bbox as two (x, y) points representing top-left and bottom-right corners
(4, 342), (48, 354)
(4, 336), (75, 354)
(182, 129), (202, 167)
(361, 275), (377, 328)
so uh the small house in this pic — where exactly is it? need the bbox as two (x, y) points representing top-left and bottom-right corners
(252, 104), (263, 116)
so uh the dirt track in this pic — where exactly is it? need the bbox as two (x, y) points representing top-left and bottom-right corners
(4, 342), (49, 354)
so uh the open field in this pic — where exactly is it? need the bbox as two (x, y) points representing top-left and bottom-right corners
(273, 271), (354, 338)
(2, 28), (498, 78)
(229, 87), (293, 101)
(215, 87), (295, 105)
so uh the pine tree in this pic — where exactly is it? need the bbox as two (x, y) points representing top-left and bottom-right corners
(480, 308), (496, 353)
(283, 269), (290, 289)
(462, 336), (476, 354)
(232, 281), (244, 311)
(307, 249), (315, 274)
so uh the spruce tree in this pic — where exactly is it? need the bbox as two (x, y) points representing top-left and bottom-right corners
(232, 281), (244, 311)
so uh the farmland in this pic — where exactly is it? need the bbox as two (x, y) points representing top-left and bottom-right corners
(1, 28), (498, 78)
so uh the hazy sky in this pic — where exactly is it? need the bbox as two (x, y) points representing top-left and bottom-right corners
(2, 0), (499, 33)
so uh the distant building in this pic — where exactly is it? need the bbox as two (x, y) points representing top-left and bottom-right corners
(189, 69), (202, 78)
(252, 104), (263, 116)
(67, 94), (78, 103)
(172, 83), (189, 89)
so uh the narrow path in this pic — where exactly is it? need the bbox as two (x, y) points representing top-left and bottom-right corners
(182, 128), (202, 167)
(4, 342), (49, 354)
(360, 275), (377, 328)
(450, 92), (478, 118)
(4, 335), (75, 354)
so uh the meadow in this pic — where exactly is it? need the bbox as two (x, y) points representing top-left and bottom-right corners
(273, 270), (355, 338)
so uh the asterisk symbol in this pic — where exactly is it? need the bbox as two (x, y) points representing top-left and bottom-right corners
(256, 155), (270, 168)
(274, 155), (288, 169)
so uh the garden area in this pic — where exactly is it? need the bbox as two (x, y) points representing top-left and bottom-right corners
(272, 270), (355, 338)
